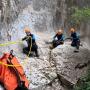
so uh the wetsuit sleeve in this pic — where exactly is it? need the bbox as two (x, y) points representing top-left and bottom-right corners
(62, 35), (65, 41)
(22, 36), (28, 41)
(74, 33), (80, 40)
(32, 34), (35, 40)
(32, 34), (36, 43)
(53, 34), (57, 40)
(76, 33), (80, 39)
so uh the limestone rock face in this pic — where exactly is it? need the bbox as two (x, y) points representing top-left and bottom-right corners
(51, 42), (90, 84)
(26, 41), (90, 90)
(0, 0), (90, 48)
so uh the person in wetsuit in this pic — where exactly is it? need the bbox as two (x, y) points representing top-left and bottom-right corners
(22, 27), (39, 57)
(70, 28), (80, 51)
(50, 29), (64, 49)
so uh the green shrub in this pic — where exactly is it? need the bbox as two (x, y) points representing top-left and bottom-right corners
(69, 7), (90, 27)
(72, 7), (90, 22)
(74, 70), (90, 90)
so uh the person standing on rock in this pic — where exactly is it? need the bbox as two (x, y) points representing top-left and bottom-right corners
(22, 27), (39, 57)
(70, 28), (80, 52)
(50, 29), (64, 49)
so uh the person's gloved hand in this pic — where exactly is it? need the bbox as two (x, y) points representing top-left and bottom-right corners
(22, 38), (24, 41)
(22, 37), (26, 41)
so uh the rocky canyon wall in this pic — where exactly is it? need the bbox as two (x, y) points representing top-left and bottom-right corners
(0, 0), (90, 48)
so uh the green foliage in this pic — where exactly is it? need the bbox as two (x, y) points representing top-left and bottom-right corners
(74, 70), (90, 90)
(72, 7), (90, 22)
(69, 7), (90, 27)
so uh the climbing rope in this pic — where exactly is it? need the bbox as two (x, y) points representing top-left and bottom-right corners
(0, 36), (32, 67)
(0, 40), (22, 47)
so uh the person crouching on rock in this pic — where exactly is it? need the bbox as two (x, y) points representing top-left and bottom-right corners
(70, 28), (80, 52)
(22, 27), (39, 57)
(50, 29), (64, 49)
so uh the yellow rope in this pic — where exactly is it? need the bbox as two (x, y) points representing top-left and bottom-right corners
(0, 41), (22, 46)
(0, 36), (32, 67)
(21, 36), (32, 67)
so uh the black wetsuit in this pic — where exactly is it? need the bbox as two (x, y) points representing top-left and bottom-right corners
(71, 32), (80, 49)
(53, 34), (64, 48)
(22, 33), (39, 57)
